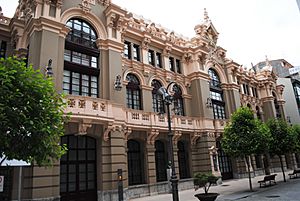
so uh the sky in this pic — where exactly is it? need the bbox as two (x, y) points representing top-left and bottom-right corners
(1, 0), (300, 67)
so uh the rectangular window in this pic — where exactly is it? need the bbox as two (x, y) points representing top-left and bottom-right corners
(63, 70), (98, 97)
(148, 50), (155, 66)
(169, 57), (175, 72)
(64, 50), (98, 68)
(124, 41), (131, 59)
(176, 59), (181, 74)
(133, 44), (140, 61)
(252, 87), (258, 98)
(156, 52), (162, 68)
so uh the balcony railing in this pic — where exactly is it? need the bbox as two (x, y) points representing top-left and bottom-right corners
(65, 95), (219, 132)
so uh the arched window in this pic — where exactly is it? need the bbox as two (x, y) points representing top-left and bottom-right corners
(173, 84), (184, 116)
(209, 68), (226, 119)
(177, 141), (190, 179)
(273, 92), (281, 118)
(126, 74), (142, 110)
(127, 140), (144, 185)
(155, 140), (168, 182)
(63, 18), (99, 97)
(151, 80), (164, 113)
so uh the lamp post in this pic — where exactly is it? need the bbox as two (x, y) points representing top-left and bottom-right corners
(157, 82), (179, 201)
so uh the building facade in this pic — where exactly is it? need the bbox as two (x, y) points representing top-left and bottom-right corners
(0, 1), (298, 201)
(255, 58), (300, 123)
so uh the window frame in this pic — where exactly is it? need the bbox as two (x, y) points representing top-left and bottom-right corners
(126, 74), (142, 110)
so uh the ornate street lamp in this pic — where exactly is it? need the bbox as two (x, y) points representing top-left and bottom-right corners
(157, 81), (179, 201)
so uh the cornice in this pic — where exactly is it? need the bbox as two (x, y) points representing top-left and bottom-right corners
(187, 71), (210, 82)
(25, 17), (67, 37)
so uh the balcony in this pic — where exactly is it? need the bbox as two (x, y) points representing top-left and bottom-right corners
(65, 95), (218, 133)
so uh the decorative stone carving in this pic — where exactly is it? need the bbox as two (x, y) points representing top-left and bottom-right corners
(167, 31), (176, 43)
(142, 36), (151, 50)
(191, 132), (201, 145)
(80, 0), (92, 13)
(183, 52), (192, 63)
(78, 120), (93, 135)
(92, 101), (98, 110)
(107, 13), (124, 31)
(173, 131), (182, 143)
(147, 23), (157, 35)
(11, 30), (20, 49)
(124, 126), (132, 141)
(97, 0), (111, 6)
(68, 99), (76, 107)
(147, 129), (159, 145)
(78, 100), (86, 108)
(103, 122), (114, 141)
(163, 45), (172, 56)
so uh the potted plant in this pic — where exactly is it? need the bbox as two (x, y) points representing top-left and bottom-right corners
(194, 172), (220, 201)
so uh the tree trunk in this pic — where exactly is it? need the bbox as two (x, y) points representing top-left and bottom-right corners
(245, 156), (253, 191)
(279, 155), (286, 182)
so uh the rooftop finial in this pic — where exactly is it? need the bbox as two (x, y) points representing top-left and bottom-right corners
(204, 8), (210, 22)
(265, 55), (270, 66)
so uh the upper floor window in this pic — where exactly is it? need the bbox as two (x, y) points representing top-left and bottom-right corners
(209, 68), (226, 119)
(172, 84), (184, 116)
(133, 44), (140, 61)
(243, 84), (250, 95)
(124, 41), (131, 59)
(148, 50), (155, 66)
(63, 19), (99, 97)
(151, 80), (164, 113)
(123, 41), (140, 61)
(66, 19), (97, 48)
(169, 57), (175, 72)
(208, 68), (220, 88)
(273, 92), (281, 119)
(156, 52), (162, 68)
(252, 87), (258, 98)
(126, 73), (142, 110)
(176, 59), (181, 74)
(0, 41), (7, 58)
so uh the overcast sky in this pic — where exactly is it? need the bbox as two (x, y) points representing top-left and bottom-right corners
(1, 0), (300, 67)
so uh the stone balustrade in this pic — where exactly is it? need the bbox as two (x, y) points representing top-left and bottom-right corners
(65, 95), (223, 133)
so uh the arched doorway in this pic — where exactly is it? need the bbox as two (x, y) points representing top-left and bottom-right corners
(60, 135), (97, 201)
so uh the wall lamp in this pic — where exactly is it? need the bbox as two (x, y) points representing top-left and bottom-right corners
(206, 97), (213, 108)
(114, 75), (122, 91)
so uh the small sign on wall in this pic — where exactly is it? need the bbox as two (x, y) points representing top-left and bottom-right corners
(0, 176), (4, 192)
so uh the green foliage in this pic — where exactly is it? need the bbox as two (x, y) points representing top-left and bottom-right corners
(222, 107), (271, 158)
(291, 124), (300, 152)
(0, 57), (67, 166)
(194, 172), (220, 194)
(266, 118), (297, 155)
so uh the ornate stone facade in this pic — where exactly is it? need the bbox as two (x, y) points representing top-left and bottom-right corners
(0, 1), (296, 201)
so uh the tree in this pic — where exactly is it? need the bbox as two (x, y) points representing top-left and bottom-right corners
(222, 107), (271, 191)
(292, 124), (300, 152)
(0, 57), (67, 166)
(266, 118), (297, 182)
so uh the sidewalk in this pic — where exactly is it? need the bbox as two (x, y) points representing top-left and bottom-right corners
(130, 170), (295, 201)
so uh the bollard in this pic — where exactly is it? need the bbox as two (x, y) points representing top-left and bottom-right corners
(117, 169), (123, 201)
